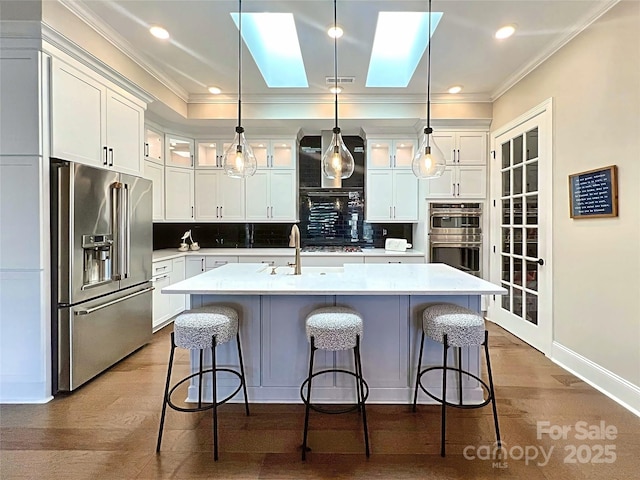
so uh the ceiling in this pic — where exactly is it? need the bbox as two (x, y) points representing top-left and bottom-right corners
(64, 0), (614, 130)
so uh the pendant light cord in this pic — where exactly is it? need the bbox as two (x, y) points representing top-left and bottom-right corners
(333, 0), (339, 131)
(426, 0), (432, 130)
(237, 0), (242, 129)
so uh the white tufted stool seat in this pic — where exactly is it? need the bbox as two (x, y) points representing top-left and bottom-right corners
(157, 305), (249, 461)
(174, 306), (238, 349)
(305, 306), (363, 351)
(413, 302), (501, 457)
(422, 303), (485, 347)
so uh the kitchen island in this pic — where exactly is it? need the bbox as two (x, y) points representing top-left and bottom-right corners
(163, 263), (506, 404)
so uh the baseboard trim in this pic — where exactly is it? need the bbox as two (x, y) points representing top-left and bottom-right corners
(551, 341), (640, 417)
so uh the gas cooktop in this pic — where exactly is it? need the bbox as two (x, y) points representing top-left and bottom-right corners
(302, 245), (363, 253)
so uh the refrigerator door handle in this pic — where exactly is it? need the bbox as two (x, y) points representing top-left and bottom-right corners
(74, 287), (154, 315)
(123, 183), (130, 279)
(111, 182), (122, 280)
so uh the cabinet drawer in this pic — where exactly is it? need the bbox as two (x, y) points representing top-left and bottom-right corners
(205, 256), (238, 270)
(364, 256), (425, 264)
(152, 259), (173, 276)
(238, 256), (290, 267)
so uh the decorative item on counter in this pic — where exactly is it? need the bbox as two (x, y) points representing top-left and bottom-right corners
(179, 230), (201, 251)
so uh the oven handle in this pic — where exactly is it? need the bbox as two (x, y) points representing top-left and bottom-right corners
(430, 212), (481, 217)
(430, 242), (482, 248)
(74, 287), (153, 315)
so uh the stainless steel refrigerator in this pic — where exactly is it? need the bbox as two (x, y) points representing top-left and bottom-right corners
(51, 160), (153, 393)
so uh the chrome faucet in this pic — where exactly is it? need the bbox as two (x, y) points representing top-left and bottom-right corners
(288, 224), (302, 275)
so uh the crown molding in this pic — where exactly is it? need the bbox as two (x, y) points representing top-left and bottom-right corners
(491, 0), (620, 100)
(42, 23), (154, 104)
(58, 0), (189, 102)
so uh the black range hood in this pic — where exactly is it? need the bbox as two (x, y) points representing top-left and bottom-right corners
(298, 134), (365, 190)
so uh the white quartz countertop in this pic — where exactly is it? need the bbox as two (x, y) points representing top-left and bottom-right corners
(162, 262), (506, 296)
(152, 247), (425, 262)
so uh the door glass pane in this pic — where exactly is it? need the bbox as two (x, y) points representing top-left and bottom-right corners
(526, 261), (538, 292)
(526, 195), (538, 225)
(272, 142), (293, 167)
(513, 287), (523, 318)
(513, 258), (523, 287)
(526, 228), (538, 258)
(513, 228), (523, 255)
(501, 283), (511, 311)
(526, 160), (538, 192)
(501, 255), (510, 282)
(369, 141), (392, 168)
(526, 128), (538, 160)
(501, 141), (511, 169)
(168, 138), (192, 167)
(395, 141), (415, 167)
(502, 199), (511, 225)
(502, 227), (510, 253)
(513, 135), (523, 165)
(514, 166), (523, 194)
(197, 142), (218, 167)
(526, 293), (538, 325)
(502, 171), (510, 196)
(250, 142), (269, 167)
(514, 199), (523, 225)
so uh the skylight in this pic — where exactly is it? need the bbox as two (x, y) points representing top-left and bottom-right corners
(230, 12), (308, 88)
(366, 11), (443, 88)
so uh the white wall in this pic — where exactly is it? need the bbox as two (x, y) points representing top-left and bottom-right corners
(492, 1), (640, 405)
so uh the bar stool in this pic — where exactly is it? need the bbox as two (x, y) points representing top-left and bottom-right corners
(156, 305), (250, 461)
(300, 306), (370, 460)
(412, 303), (501, 457)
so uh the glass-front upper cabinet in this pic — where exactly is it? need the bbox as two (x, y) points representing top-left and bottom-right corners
(366, 138), (416, 169)
(195, 140), (233, 168)
(144, 126), (164, 164)
(250, 139), (295, 169)
(165, 134), (194, 168)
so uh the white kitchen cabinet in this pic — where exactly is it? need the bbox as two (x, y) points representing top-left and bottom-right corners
(165, 134), (194, 168)
(366, 137), (416, 169)
(165, 166), (195, 221)
(194, 170), (245, 221)
(245, 170), (297, 221)
(426, 165), (487, 199)
(364, 255), (424, 264)
(145, 126), (164, 164)
(250, 138), (296, 168)
(426, 131), (487, 199)
(143, 160), (165, 221)
(51, 57), (144, 175)
(195, 139), (233, 168)
(152, 257), (186, 331)
(366, 170), (419, 221)
(431, 131), (486, 165)
(186, 256), (239, 277)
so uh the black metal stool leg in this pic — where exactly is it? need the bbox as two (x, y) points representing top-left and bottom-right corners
(212, 335), (219, 461)
(156, 332), (176, 452)
(412, 330), (426, 412)
(483, 330), (501, 448)
(458, 347), (463, 406)
(441, 334), (449, 457)
(236, 332), (250, 416)
(353, 347), (363, 413)
(198, 349), (204, 408)
(355, 336), (370, 457)
(302, 337), (316, 461)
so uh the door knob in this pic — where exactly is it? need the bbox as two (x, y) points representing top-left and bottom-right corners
(537, 258), (544, 266)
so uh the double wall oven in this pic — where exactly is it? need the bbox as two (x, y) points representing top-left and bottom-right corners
(429, 202), (482, 277)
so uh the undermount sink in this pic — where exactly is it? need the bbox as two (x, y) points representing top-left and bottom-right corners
(270, 266), (345, 275)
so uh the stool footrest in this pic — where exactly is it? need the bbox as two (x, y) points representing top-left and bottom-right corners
(166, 367), (245, 413)
(416, 366), (493, 409)
(300, 368), (369, 414)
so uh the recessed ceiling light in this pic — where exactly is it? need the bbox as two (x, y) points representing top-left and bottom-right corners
(328, 26), (343, 38)
(149, 25), (170, 40)
(448, 85), (462, 94)
(495, 25), (516, 40)
(208, 86), (221, 95)
(329, 86), (343, 94)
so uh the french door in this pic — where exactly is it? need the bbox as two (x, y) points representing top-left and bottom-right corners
(489, 100), (553, 355)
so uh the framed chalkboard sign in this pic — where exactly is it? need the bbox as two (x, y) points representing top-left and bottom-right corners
(569, 165), (618, 218)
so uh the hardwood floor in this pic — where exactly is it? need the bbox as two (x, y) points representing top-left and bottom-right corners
(2, 322), (639, 479)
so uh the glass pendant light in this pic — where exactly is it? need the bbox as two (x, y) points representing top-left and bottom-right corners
(412, 0), (446, 179)
(224, 0), (257, 178)
(321, 0), (354, 180)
